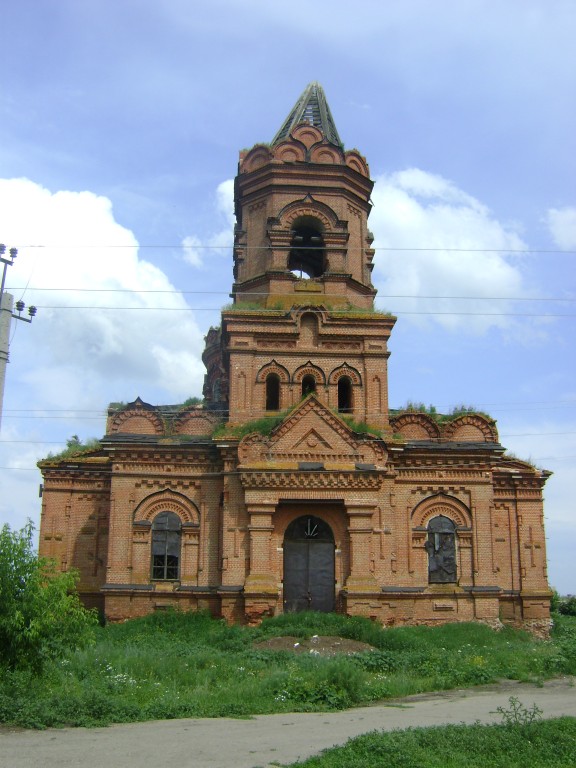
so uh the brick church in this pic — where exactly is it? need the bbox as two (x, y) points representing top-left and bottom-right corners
(38, 83), (552, 633)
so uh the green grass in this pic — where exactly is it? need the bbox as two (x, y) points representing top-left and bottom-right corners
(282, 718), (576, 768)
(40, 436), (102, 462)
(1, 611), (575, 729)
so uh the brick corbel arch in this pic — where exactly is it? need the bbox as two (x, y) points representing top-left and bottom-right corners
(293, 305), (329, 325)
(328, 364), (362, 386)
(256, 360), (290, 384)
(272, 140), (307, 163)
(173, 408), (220, 436)
(292, 361), (326, 386)
(239, 144), (273, 173)
(108, 398), (164, 435)
(133, 489), (200, 526)
(344, 150), (370, 177)
(411, 493), (472, 530)
(276, 197), (343, 234)
(390, 413), (441, 441)
(442, 414), (498, 442)
(309, 144), (345, 165)
(290, 123), (324, 149)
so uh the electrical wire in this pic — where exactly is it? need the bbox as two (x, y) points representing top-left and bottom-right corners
(5, 304), (576, 317)
(11, 244), (576, 254)
(7, 287), (576, 302)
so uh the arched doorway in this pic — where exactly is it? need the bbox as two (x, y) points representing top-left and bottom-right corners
(283, 515), (335, 613)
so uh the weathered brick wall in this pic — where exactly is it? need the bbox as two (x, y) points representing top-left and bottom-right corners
(39, 459), (111, 615)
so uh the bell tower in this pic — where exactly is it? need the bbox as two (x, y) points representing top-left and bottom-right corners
(232, 82), (377, 309)
(205, 83), (395, 432)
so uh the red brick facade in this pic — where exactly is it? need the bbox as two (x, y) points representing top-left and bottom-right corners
(38, 84), (552, 633)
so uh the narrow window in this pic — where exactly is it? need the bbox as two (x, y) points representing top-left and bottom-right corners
(152, 512), (181, 580)
(265, 373), (280, 411)
(337, 376), (353, 413)
(301, 374), (316, 397)
(425, 515), (457, 583)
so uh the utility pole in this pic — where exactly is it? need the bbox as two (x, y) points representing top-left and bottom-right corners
(0, 244), (37, 433)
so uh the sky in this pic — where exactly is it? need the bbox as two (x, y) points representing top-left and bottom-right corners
(1, 0), (575, 593)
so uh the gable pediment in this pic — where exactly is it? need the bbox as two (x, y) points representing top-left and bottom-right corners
(292, 428), (333, 451)
(238, 396), (386, 468)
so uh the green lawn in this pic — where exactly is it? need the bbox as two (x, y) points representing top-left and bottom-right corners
(281, 718), (576, 768)
(1, 610), (575, 729)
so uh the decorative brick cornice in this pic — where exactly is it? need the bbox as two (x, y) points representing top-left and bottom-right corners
(240, 470), (382, 490)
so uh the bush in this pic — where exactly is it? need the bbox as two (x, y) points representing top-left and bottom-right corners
(558, 596), (576, 617)
(0, 521), (97, 673)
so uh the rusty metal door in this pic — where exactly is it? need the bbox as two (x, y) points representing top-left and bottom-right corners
(283, 516), (335, 613)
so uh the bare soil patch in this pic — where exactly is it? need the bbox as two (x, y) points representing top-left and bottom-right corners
(253, 634), (376, 656)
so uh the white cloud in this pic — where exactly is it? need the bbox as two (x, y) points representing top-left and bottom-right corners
(0, 177), (206, 404)
(0, 177), (211, 533)
(181, 179), (234, 268)
(370, 169), (530, 333)
(546, 207), (576, 250)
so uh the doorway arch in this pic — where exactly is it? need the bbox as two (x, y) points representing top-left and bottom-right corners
(283, 515), (335, 613)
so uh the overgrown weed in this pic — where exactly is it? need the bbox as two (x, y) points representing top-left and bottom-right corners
(281, 718), (576, 767)
(1, 610), (575, 729)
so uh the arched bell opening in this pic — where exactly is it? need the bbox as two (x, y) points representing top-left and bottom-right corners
(288, 217), (326, 278)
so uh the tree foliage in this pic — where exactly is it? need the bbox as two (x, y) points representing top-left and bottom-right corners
(0, 521), (97, 673)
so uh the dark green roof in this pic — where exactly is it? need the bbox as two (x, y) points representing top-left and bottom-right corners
(272, 82), (343, 148)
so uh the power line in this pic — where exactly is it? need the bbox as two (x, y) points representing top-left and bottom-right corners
(8, 287), (576, 303)
(16, 305), (576, 317)
(12, 244), (576, 254)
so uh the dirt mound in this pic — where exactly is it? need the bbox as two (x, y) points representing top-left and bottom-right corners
(253, 634), (375, 656)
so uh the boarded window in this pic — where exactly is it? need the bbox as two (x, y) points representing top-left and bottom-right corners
(152, 512), (181, 580)
(425, 515), (457, 583)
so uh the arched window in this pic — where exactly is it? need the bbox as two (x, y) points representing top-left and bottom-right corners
(425, 515), (457, 583)
(289, 219), (325, 278)
(212, 378), (221, 402)
(265, 373), (281, 411)
(301, 374), (316, 397)
(337, 376), (353, 413)
(151, 512), (181, 580)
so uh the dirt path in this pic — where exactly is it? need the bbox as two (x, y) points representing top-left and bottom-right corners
(1, 678), (575, 768)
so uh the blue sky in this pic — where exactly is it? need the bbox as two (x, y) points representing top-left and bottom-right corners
(1, 0), (575, 592)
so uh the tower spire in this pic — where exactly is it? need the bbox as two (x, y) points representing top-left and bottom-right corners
(272, 82), (343, 148)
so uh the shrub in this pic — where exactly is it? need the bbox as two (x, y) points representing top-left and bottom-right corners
(559, 596), (576, 617)
(0, 521), (97, 674)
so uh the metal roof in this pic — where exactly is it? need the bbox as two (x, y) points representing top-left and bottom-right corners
(272, 82), (343, 148)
